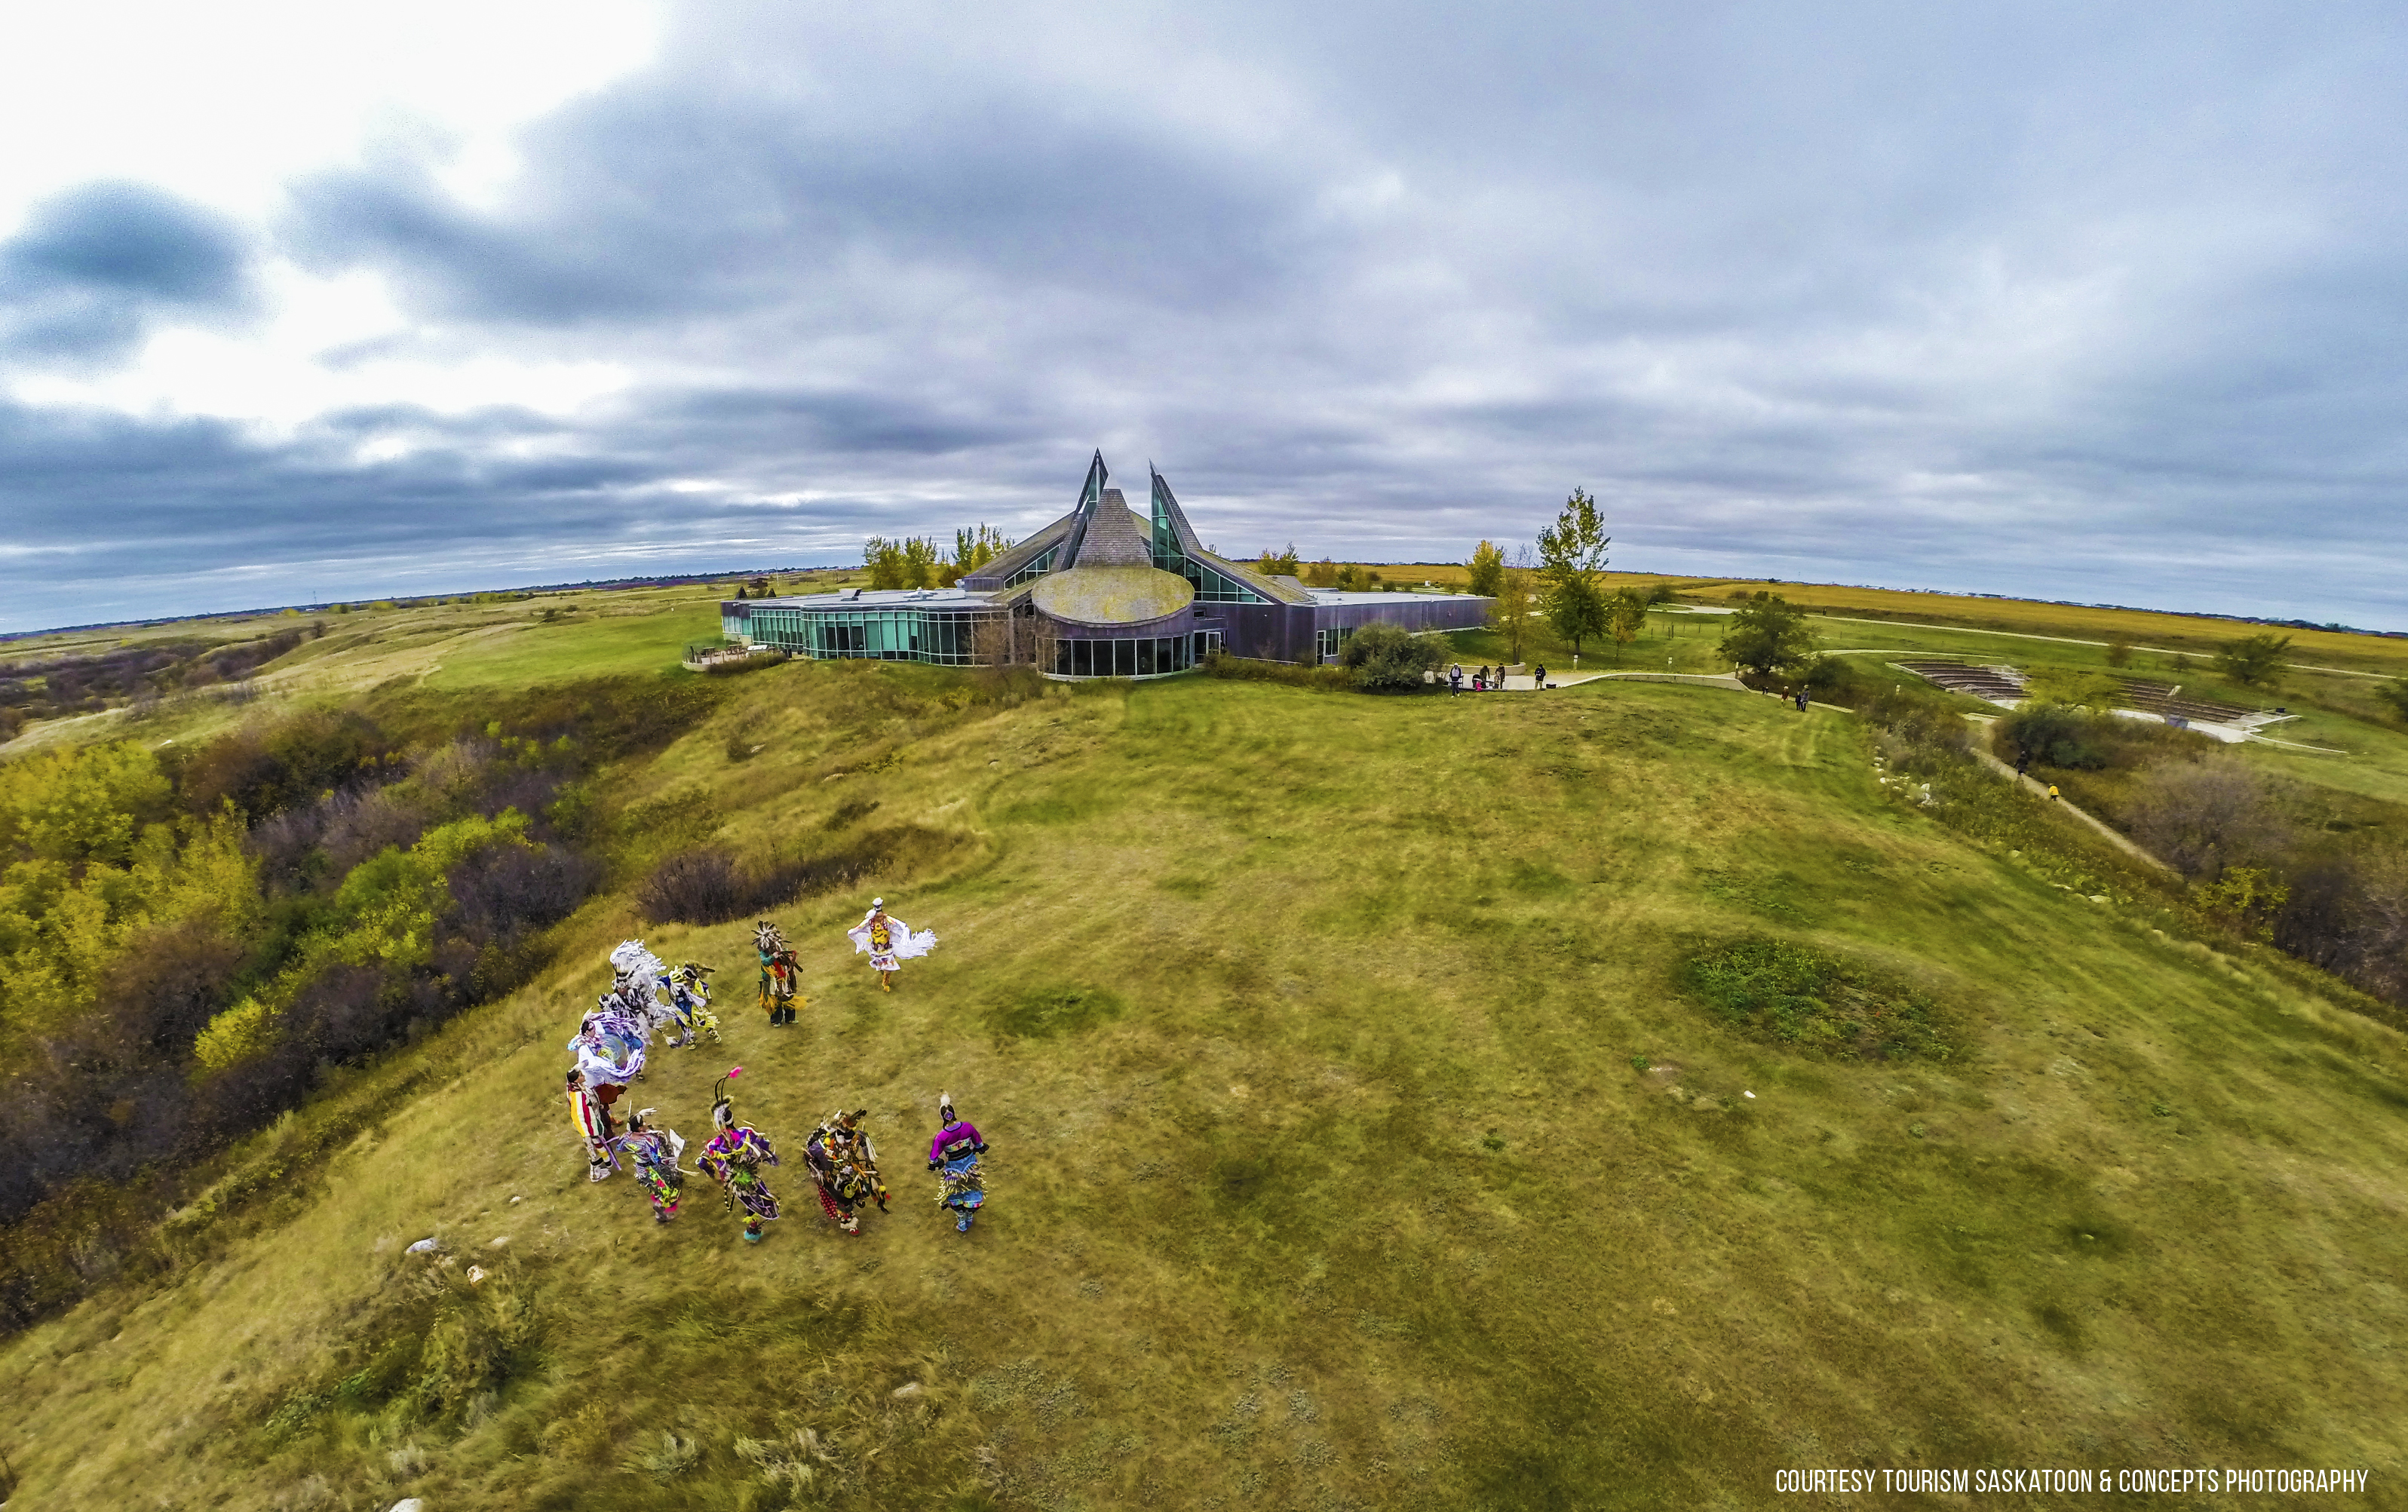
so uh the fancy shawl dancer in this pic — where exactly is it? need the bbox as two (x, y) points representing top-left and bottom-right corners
(610, 1108), (688, 1223)
(756, 921), (802, 1027)
(566, 1069), (617, 1182)
(697, 1069), (783, 1243)
(845, 898), (936, 993)
(569, 994), (646, 1112)
(927, 1091), (989, 1234)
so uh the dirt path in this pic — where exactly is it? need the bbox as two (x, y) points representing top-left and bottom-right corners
(1960, 716), (2176, 873)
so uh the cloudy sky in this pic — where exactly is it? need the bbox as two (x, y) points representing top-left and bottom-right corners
(3, 2), (2404, 633)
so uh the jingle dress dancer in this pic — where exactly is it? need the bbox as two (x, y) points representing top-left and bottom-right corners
(697, 1069), (784, 1242)
(845, 898), (937, 993)
(927, 1091), (989, 1234)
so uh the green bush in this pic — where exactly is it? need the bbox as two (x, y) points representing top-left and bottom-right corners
(1200, 652), (1352, 691)
(1339, 621), (1445, 692)
(1683, 937), (1951, 1060)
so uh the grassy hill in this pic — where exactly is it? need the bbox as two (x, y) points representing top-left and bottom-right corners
(5, 637), (2406, 1509)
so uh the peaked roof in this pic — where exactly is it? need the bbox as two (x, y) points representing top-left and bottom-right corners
(961, 451), (1316, 604)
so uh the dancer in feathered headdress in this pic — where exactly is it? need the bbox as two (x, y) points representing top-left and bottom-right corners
(927, 1090), (989, 1234)
(665, 961), (721, 1046)
(609, 940), (688, 1047)
(804, 1107), (888, 1234)
(845, 898), (936, 993)
(609, 1107), (688, 1223)
(695, 1068), (783, 1242)
(755, 920), (802, 1028)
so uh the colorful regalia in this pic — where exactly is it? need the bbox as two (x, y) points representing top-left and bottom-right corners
(567, 1069), (616, 1181)
(569, 998), (646, 1106)
(609, 940), (686, 1048)
(816, 1108), (889, 1212)
(926, 1092), (988, 1234)
(610, 1109), (688, 1222)
(816, 1162), (877, 1234)
(698, 1069), (783, 1241)
(664, 961), (722, 1046)
(845, 898), (936, 992)
(756, 921), (802, 1027)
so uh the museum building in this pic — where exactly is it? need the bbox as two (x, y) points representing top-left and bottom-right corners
(719, 454), (1489, 677)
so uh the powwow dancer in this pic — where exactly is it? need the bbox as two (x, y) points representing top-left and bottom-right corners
(569, 998), (645, 1110)
(927, 1091), (988, 1234)
(609, 940), (684, 1049)
(666, 962), (722, 1045)
(818, 1108), (890, 1212)
(566, 1069), (617, 1181)
(612, 1108), (688, 1222)
(845, 898), (937, 993)
(756, 921), (802, 1027)
(697, 1069), (783, 1243)
(816, 1161), (878, 1236)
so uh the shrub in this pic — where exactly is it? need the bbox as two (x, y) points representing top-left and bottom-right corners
(1200, 652), (1352, 691)
(1683, 938), (1950, 1060)
(1998, 704), (2110, 768)
(1339, 621), (1445, 692)
(636, 827), (956, 925)
(2124, 759), (2290, 879)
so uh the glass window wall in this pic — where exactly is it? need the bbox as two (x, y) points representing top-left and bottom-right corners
(1052, 634), (1198, 679)
(743, 608), (996, 665)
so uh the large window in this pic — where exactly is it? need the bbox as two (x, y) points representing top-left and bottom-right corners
(1053, 635), (1197, 679)
(1316, 625), (1354, 662)
(1004, 547), (1059, 587)
(1182, 557), (1269, 603)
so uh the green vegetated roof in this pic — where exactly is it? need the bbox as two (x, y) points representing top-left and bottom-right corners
(1030, 564), (1198, 625)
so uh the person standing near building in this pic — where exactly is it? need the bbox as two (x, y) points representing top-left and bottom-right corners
(1449, 664), (1464, 697)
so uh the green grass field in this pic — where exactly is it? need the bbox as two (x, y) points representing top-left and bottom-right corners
(5, 633), (2406, 1510)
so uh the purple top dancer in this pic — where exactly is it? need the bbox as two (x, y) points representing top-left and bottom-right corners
(928, 1092), (986, 1167)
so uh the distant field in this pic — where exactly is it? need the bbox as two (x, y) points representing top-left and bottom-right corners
(4, 640), (2404, 1509)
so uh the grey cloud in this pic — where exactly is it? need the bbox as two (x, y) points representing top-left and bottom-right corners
(8, 2), (2408, 633)
(0, 182), (254, 360)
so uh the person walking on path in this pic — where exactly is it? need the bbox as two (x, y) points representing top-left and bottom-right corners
(2048, 784), (2061, 802)
(2014, 751), (2031, 781)
(1533, 663), (1547, 689)
(1449, 664), (1464, 697)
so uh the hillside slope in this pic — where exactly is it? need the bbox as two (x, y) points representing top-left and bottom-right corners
(5, 667), (2406, 1510)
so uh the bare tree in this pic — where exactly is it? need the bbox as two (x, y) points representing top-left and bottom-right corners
(2126, 759), (2290, 879)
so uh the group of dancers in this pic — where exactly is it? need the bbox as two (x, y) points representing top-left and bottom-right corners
(562, 899), (984, 1241)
